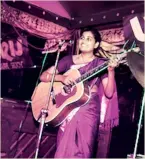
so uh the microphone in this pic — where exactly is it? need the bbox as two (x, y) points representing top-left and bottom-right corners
(64, 39), (74, 44)
(42, 39), (74, 54)
(58, 39), (74, 45)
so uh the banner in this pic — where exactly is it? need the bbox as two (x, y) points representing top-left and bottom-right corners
(1, 23), (33, 70)
(123, 13), (144, 52)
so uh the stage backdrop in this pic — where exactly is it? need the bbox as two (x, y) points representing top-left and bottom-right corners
(123, 13), (144, 52)
(1, 23), (33, 70)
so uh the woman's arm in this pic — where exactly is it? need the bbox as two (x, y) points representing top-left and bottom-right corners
(102, 69), (115, 99)
(40, 55), (72, 83)
(101, 58), (118, 98)
(40, 66), (65, 83)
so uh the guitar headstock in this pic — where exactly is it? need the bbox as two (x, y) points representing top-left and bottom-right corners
(109, 47), (140, 66)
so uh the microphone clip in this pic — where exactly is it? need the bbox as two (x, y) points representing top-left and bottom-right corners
(58, 40), (66, 48)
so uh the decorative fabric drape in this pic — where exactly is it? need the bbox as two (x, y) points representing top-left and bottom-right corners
(2, 2), (126, 55)
(1, 2), (73, 53)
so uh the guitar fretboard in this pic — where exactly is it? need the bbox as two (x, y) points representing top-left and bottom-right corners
(76, 60), (108, 84)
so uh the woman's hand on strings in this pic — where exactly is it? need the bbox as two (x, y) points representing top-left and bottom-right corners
(108, 57), (119, 72)
(62, 75), (76, 86)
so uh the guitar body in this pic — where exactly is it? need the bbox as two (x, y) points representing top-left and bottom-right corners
(31, 69), (91, 127)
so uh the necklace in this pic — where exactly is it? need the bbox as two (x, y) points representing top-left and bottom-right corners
(80, 54), (95, 64)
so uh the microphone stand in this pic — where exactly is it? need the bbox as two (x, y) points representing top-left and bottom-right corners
(34, 42), (64, 159)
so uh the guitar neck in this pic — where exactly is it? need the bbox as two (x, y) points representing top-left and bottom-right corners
(76, 61), (108, 84)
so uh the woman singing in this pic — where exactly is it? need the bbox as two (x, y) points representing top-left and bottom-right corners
(40, 27), (118, 158)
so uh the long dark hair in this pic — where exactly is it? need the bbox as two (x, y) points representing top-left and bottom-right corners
(80, 27), (101, 55)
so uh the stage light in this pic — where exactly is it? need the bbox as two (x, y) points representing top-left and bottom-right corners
(90, 18), (93, 21)
(103, 16), (106, 19)
(131, 10), (135, 14)
(116, 13), (120, 16)
(28, 5), (31, 9)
